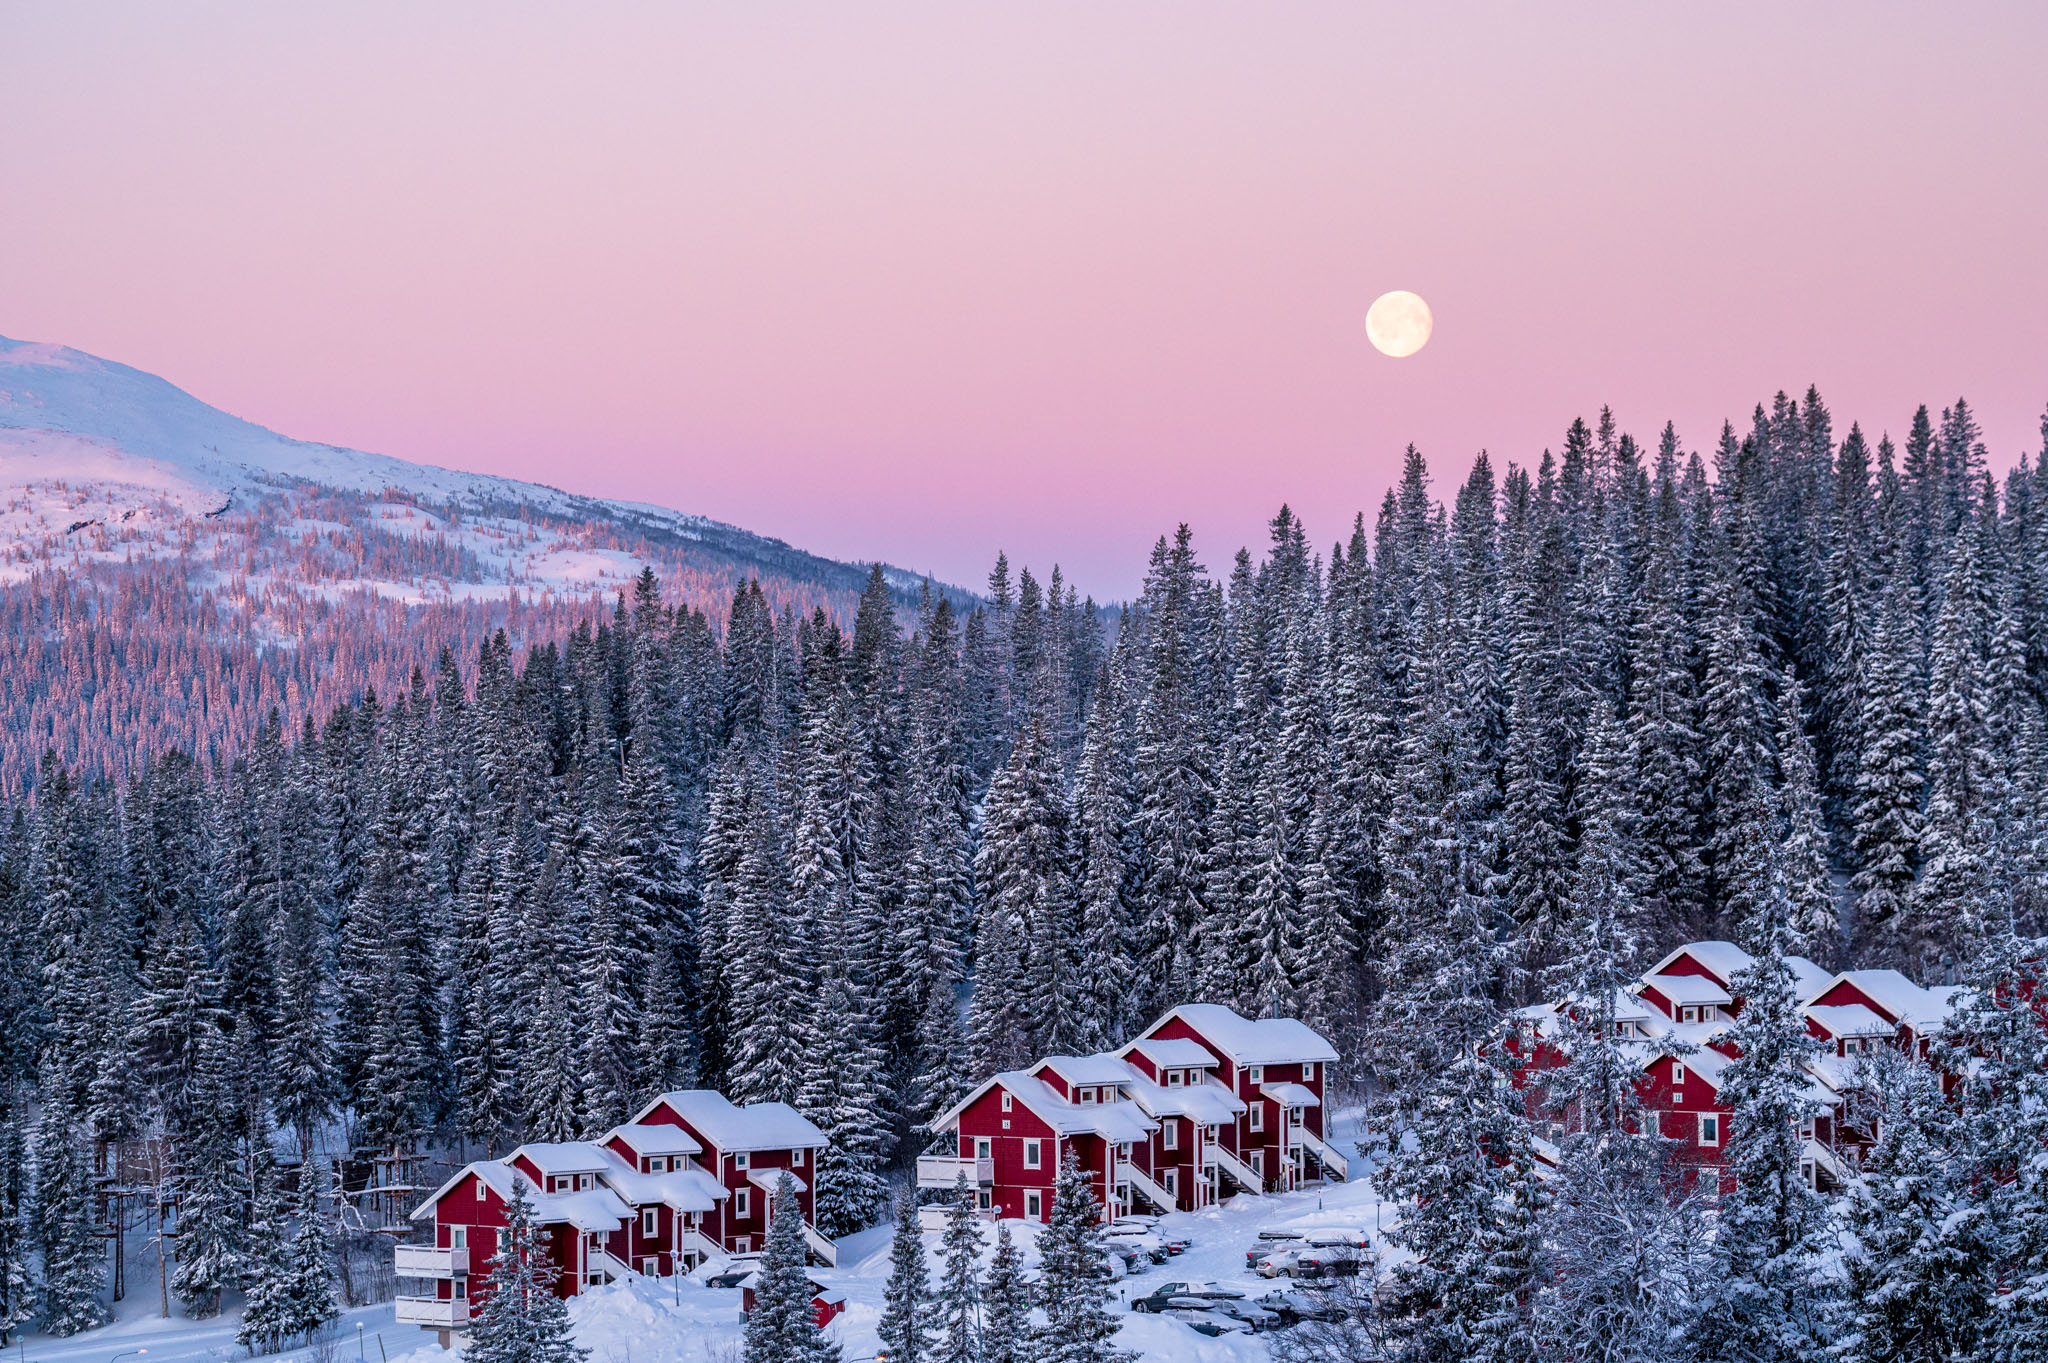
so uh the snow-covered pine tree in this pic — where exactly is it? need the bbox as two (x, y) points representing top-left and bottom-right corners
(1688, 889), (1835, 1363)
(1034, 1152), (1130, 1363)
(520, 973), (585, 1143)
(743, 1172), (840, 1363)
(1833, 1048), (1988, 1363)
(170, 1028), (248, 1316)
(0, 1092), (32, 1345)
(969, 705), (1071, 1070)
(1850, 556), (1924, 954)
(33, 1070), (106, 1336)
(933, 1175), (982, 1363)
(1775, 676), (1838, 966)
(724, 778), (807, 1107)
(280, 1161), (340, 1344)
(877, 1191), (935, 1363)
(235, 1157), (295, 1354)
(979, 1217), (1030, 1363)
(795, 944), (890, 1239)
(467, 1180), (590, 1363)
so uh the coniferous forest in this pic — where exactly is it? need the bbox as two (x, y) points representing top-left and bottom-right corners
(4, 392), (2048, 1358)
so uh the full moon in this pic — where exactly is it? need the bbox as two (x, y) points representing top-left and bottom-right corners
(1366, 290), (1433, 358)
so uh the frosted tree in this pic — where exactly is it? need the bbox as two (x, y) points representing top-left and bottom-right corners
(467, 1181), (590, 1363)
(877, 1192), (934, 1363)
(796, 946), (890, 1238)
(170, 1030), (248, 1316)
(33, 1072), (106, 1336)
(1775, 677), (1838, 966)
(933, 1175), (983, 1363)
(979, 1217), (1030, 1363)
(1850, 561), (1924, 952)
(0, 1094), (32, 1345)
(1034, 1152), (1131, 1363)
(1688, 897), (1835, 1363)
(743, 1172), (840, 1363)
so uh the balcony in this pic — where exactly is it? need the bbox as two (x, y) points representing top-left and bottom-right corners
(394, 1245), (469, 1278)
(915, 1155), (995, 1189)
(395, 1296), (469, 1328)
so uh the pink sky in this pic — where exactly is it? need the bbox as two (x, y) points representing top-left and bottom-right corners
(3, 4), (2044, 597)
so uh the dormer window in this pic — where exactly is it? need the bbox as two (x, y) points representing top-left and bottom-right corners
(1680, 1006), (1698, 1024)
(551, 1176), (570, 1193)
(1166, 1070), (1184, 1088)
(577, 1173), (595, 1191)
(650, 1155), (669, 1173)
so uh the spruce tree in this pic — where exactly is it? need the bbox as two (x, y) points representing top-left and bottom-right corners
(0, 1093), (32, 1345)
(933, 1176), (983, 1363)
(467, 1181), (589, 1363)
(979, 1217), (1030, 1363)
(1034, 1152), (1130, 1363)
(742, 1172), (840, 1363)
(280, 1161), (340, 1344)
(1775, 676), (1838, 966)
(796, 946), (890, 1239)
(33, 1071), (106, 1336)
(236, 1158), (296, 1354)
(877, 1191), (935, 1363)
(170, 1029), (248, 1316)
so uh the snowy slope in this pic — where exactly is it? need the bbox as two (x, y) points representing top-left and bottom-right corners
(0, 334), (948, 601)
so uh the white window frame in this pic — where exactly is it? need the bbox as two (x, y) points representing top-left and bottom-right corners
(1249, 1103), (1265, 1133)
(1163, 1168), (1178, 1197)
(1002, 1091), (1014, 1112)
(975, 1137), (993, 1159)
(476, 1179), (487, 1202)
(577, 1173), (595, 1191)
(1162, 1120), (1178, 1151)
(735, 1188), (751, 1219)
(1024, 1139), (1042, 1170)
(793, 1147), (805, 1167)
(640, 1257), (657, 1276)
(1698, 1114), (1721, 1148)
(1671, 1060), (1684, 1083)
(650, 1155), (669, 1173)
(1024, 1190), (1043, 1219)
(1166, 1069), (1184, 1088)
(734, 1236), (751, 1254)
(1248, 1065), (1265, 1086)
(642, 1208), (658, 1237)
(1250, 1149), (1265, 1178)
(734, 1152), (750, 1170)
(1302, 1062), (1316, 1082)
(1116, 1142), (1131, 1160)
(450, 1225), (467, 1249)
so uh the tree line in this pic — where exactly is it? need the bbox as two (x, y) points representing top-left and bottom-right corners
(0, 391), (2044, 1353)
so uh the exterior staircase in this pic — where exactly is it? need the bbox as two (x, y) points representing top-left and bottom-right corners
(1292, 1126), (1351, 1181)
(1206, 1143), (1264, 1193)
(1115, 1161), (1179, 1213)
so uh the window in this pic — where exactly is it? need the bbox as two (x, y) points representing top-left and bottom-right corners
(793, 1148), (805, 1167)
(1162, 1121), (1178, 1151)
(735, 1189), (751, 1219)
(1681, 1006), (1698, 1024)
(641, 1258), (657, 1277)
(1077, 1087), (1095, 1105)
(1024, 1139), (1043, 1169)
(577, 1173), (595, 1191)
(1250, 1150), (1265, 1178)
(1025, 1190), (1043, 1219)
(1671, 1060), (1684, 1084)
(454, 1279), (467, 1299)
(1204, 1125), (1219, 1142)
(1249, 1104), (1265, 1133)
(1001, 1090), (1014, 1112)
(977, 1190), (993, 1210)
(642, 1209), (659, 1237)
(551, 1176), (570, 1194)
(1116, 1142), (1132, 1159)
(1163, 1169), (1178, 1197)
(1698, 1114), (1721, 1147)
(975, 1137), (993, 1160)
(735, 1152), (750, 1170)
(1166, 1069), (1184, 1088)
(476, 1179), (487, 1202)
(1248, 1066), (1265, 1086)
(1302, 1062), (1316, 1082)
(450, 1226), (467, 1249)
(734, 1236), (751, 1254)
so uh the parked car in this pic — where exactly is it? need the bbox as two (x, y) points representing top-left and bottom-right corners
(1249, 1236), (1305, 1267)
(1106, 1229), (1171, 1263)
(1257, 1244), (1363, 1279)
(1166, 1308), (1253, 1337)
(1110, 1213), (1161, 1231)
(1298, 1227), (1371, 1250)
(1131, 1281), (1247, 1313)
(1103, 1240), (1149, 1273)
(1254, 1289), (1352, 1325)
(704, 1265), (754, 1289)
(1212, 1301), (1283, 1333)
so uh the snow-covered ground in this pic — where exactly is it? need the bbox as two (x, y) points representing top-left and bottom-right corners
(12, 1115), (1386, 1363)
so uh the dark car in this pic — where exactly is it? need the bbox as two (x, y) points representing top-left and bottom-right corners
(704, 1265), (753, 1289)
(1255, 1289), (1351, 1325)
(1130, 1280), (1246, 1313)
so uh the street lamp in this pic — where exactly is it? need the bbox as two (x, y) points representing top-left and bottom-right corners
(357, 1321), (366, 1361)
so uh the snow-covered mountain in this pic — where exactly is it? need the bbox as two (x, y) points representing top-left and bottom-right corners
(0, 334), (941, 603)
(0, 335), (966, 792)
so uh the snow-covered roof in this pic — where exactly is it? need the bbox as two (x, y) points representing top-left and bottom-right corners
(1643, 1046), (1734, 1091)
(745, 1168), (808, 1195)
(631, 1091), (828, 1153)
(1148, 1005), (1340, 1066)
(411, 1159), (630, 1233)
(933, 1072), (1157, 1143)
(1804, 1004), (1891, 1037)
(1786, 956), (1832, 1002)
(606, 1123), (704, 1159)
(1640, 973), (1734, 1007)
(1643, 941), (1754, 987)
(1120, 1037), (1219, 1070)
(512, 1142), (613, 1177)
(1823, 971), (1958, 1032)
(1036, 1054), (1138, 1088)
(599, 1153), (729, 1213)
(1261, 1083), (1320, 1108)
(1119, 1070), (1246, 1125)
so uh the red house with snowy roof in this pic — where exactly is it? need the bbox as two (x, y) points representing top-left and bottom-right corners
(395, 1092), (829, 1344)
(920, 1003), (1344, 1221)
